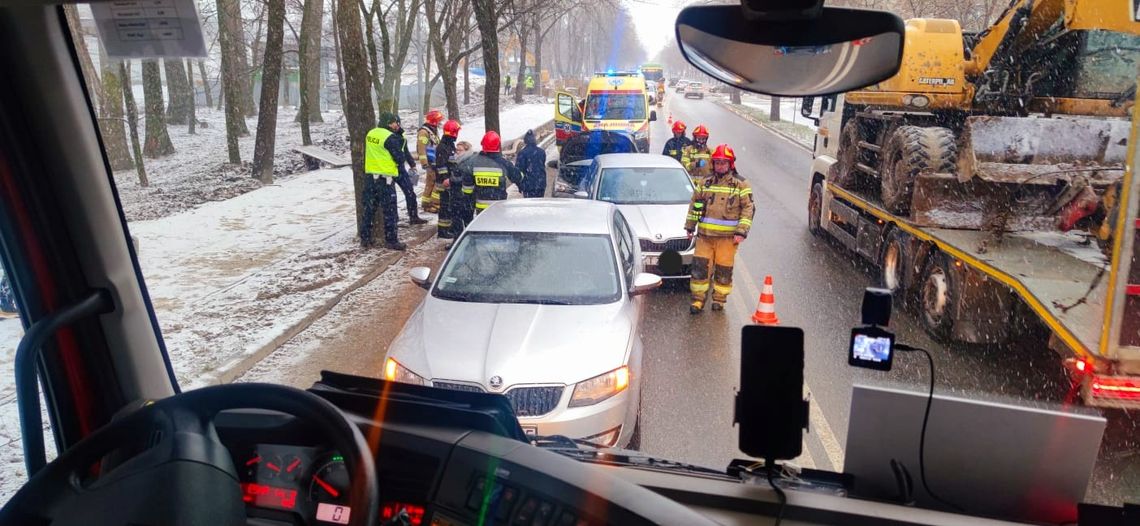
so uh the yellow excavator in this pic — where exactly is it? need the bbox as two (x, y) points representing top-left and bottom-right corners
(832, 0), (1139, 242)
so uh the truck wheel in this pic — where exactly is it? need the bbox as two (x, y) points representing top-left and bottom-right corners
(919, 251), (956, 338)
(834, 120), (863, 188)
(808, 180), (824, 236)
(880, 126), (957, 214)
(879, 228), (910, 295)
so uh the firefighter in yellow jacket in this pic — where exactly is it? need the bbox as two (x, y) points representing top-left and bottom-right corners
(681, 124), (712, 186)
(684, 144), (754, 314)
(417, 109), (444, 213)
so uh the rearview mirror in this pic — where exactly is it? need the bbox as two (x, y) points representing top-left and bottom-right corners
(409, 267), (432, 290)
(630, 273), (663, 296)
(675, 5), (904, 97)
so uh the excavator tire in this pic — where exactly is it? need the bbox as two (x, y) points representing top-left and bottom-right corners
(834, 120), (864, 189)
(880, 126), (957, 214)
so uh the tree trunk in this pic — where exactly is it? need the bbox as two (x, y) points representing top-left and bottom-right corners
(186, 59), (197, 134)
(216, 85), (225, 111)
(472, 0), (500, 132)
(421, 22), (433, 115)
(296, 0), (324, 124)
(164, 59), (193, 124)
(64, 5), (102, 113)
(197, 59), (213, 108)
(218, 0), (256, 117)
(337, 0), (381, 246)
(98, 45), (133, 171)
(121, 62), (149, 186)
(252, 0), (285, 183)
(730, 87), (742, 105)
(769, 95), (781, 122)
(330, 0), (347, 111)
(514, 25), (528, 104)
(463, 32), (470, 105)
(141, 60), (175, 158)
(533, 16), (544, 96)
(364, 1), (384, 105)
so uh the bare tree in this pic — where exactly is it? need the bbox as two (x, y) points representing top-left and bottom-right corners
(63, 5), (102, 113)
(296, 0), (325, 133)
(186, 58), (197, 135)
(337, 0), (382, 245)
(330, 0), (348, 110)
(197, 59), (214, 108)
(98, 45), (133, 171)
(512, 10), (529, 104)
(371, 0), (422, 113)
(142, 60), (175, 158)
(769, 96), (781, 122)
(252, 0), (286, 183)
(120, 62), (149, 186)
(218, 0), (250, 162)
(471, 0), (501, 131)
(164, 59), (194, 124)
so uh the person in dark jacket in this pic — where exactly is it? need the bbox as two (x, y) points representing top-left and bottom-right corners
(662, 120), (690, 162)
(434, 119), (462, 239)
(362, 112), (410, 249)
(457, 131), (524, 216)
(391, 116), (428, 226)
(514, 130), (547, 198)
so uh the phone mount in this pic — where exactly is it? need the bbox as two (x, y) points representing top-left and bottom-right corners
(861, 287), (892, 327)
(734, 326), (809, 461)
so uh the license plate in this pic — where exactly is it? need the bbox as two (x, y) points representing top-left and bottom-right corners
(522, 425), (538, 438)
(644, 256), (659, 267)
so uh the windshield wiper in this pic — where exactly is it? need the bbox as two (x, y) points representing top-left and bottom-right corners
(534, 435), (731, 478)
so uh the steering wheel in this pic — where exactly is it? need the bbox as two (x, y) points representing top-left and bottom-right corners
(0, 383), (378, 526)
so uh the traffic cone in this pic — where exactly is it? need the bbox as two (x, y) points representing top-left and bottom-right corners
(752, 275), (780, 325)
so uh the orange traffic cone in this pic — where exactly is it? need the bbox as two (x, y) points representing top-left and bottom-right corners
(752, 275), (780, 325)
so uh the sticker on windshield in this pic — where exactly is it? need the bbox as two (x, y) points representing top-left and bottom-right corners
(91, 0), (208, 58)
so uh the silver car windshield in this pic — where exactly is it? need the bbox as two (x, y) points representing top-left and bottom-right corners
(433, 232), (622, 305)
(597, 167), (694, 205)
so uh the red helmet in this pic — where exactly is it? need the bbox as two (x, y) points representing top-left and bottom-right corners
(481, 131), (501, 153)
(443, 119), (461, 138)
(425, 109), (445, 126)
(672, 120), (687, 134)
(711, 144), (736, 170)
(692, 124), (710, 139)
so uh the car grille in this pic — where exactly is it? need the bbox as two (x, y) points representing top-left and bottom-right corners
(640, 237), (692, 253)
(431, 381), (485, 393)
(504, 386), (563, 417)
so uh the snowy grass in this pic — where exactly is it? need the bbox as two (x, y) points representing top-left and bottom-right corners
(729, 102), (817, 149)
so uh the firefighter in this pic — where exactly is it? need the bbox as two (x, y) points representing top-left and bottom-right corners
(458, 131), (524, 216)
(681, 124), (712, 186)
(434, 119), (463, 239)
(363, 112), (414, 250)
(515, 129), (547, 198)
(417, 109), (444, 213)
(684, 144), (754, 313)
(662, 120), (690, 162)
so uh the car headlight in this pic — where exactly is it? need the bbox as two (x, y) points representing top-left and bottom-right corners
(384, 358), (425, 385)
(569, 366), (629, 407)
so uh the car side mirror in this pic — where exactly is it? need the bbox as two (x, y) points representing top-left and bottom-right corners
(800, 97), (819, 125)
(649, 110), (657, 122)
(573, 190), (589, 199)
(409, 267), (432, 290)
(630, 273), (663, 296)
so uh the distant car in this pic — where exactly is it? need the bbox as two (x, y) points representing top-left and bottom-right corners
(552, 130), (639, 197)
(684, 82), (704, 99)
(575, 154), (695, 279)
(386, 199), (661, 448)
(675, 81), (689, 93)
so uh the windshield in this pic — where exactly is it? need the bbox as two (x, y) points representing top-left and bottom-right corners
(584, 93), (647, 120)
(1, 1), (1138, 521)
(596, 167), (693, 204)
(433, 232), (621, 305)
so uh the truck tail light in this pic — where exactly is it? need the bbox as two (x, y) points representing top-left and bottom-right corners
(1089, 376), (1140, 401)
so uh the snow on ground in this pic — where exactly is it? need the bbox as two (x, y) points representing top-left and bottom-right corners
(740, 94), (817, 131)
(114, 108), (349, 222)
(456, 101), (553, 146)
(0, 102), (554, 504)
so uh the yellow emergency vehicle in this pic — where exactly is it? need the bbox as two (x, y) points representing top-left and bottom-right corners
(554, 71), (658, 153)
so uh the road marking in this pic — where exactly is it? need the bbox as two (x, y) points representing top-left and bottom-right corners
(734, 260), (846, 472)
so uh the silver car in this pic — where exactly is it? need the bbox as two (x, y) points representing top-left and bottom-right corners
(573, 154), (695, 279)
(384, 199), (661, 448)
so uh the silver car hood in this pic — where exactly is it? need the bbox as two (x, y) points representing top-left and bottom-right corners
(616, 204), (689, 242)
(388, 297), (633, 389)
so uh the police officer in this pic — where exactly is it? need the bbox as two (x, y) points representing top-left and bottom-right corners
(363, 113), (413, 250)
(418, 109), (444, 213)
(525, 75), (535, 94)
(684, 144), (754, 313)
(514, 129), (547, 198)
(434, 119), (462, 239)
(390, 115), (428, 226)
(681, 124), (712, 186)
(458, 131), (524, 216)
(662, 120), (690, 163)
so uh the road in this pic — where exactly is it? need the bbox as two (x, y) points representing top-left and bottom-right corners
(251, 94), (1137, 507)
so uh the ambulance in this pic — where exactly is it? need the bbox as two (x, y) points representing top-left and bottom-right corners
(554, 71), (658, 153)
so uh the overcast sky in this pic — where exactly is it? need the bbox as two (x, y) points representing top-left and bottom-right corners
(623, 0), (687, 59)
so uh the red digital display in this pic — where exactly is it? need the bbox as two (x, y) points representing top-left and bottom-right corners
(380, 501), (425, 525)
(241, 482), (298, 510)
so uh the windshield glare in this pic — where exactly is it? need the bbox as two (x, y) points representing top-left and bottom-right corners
(433, 232), (621, 305)
(584, 93), (647, 120)
(597, 167), (693, 204)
